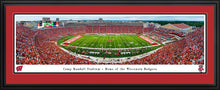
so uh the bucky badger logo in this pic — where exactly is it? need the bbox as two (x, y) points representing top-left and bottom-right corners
(198, 65), (204, 72)
(16, 66), (23, 72)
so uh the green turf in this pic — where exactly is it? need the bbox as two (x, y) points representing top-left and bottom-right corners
(68, 34), (152, 48)
(58, 34), (163, 58)
(57, 35), (76, 45)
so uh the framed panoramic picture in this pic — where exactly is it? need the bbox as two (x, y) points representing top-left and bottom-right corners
(1, 0), (219, 90)
(13, 14), (206, 73)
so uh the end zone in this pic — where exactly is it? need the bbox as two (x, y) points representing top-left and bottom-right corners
(138, 35), (159, 45)
(62, 35), (83, 45)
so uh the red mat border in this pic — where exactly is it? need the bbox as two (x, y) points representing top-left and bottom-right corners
(6, 6), (214, 84)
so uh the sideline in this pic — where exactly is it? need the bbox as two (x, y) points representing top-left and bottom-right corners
(59, 45), (163, 63)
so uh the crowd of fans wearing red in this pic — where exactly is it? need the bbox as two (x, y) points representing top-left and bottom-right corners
(145, 32), (170, 43)
(155, 28), (184, 37)
(124, 26), (204, 65)
(16, 25), (41, 64)
(151, 30), (175, 38)
(140, 28), (174, 43)
(16, 24), (204, 65)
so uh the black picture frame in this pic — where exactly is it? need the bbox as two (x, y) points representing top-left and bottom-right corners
(0, 0), (219, 90)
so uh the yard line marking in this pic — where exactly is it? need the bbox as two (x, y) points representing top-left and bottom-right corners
(88, 35), (98, 48)
(105, 34), (108, 48)
(123, 34), (133, 48)
(121, 35), (129, 48)
(97, 35), (103, 48)
(135, 35), (151, 46)
(74, 35), (87, 46)
(85, 35), (94, 47)
(61, 34), (161, 51)
(117, 34), (125, 48)
(118, 35), (127, 48)
(130, 35), (146, 47)
(115, 34), (120, 48)
(99, 35), (105, 48)
(77, 35), (90, 47)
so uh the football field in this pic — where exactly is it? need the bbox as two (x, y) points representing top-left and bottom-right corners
(58, 34), (162, 58)
(67, 34), (152, 48)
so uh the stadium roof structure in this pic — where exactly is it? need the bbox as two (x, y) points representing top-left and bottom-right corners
(172, 23), (190, 29)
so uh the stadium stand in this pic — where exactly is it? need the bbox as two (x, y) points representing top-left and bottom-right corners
(124, 26), (204, 64)
(155, 28), (185, 37)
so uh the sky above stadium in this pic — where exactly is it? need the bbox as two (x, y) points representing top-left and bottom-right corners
(16, 14), (205, 21)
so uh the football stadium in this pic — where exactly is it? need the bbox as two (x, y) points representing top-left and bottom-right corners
(16, 16), (205, 65)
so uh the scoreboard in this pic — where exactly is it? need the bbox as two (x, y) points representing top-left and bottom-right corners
(37, 21), (59, 28)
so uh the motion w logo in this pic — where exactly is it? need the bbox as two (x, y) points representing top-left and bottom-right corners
(16, 66), (23, 72)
